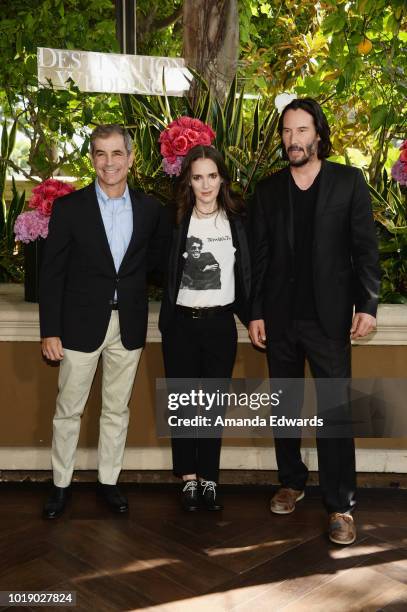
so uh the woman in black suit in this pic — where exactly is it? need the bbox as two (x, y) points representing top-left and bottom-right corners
(159, 145), (251, 511)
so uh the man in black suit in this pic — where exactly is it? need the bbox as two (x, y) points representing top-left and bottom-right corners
(249, 98), (380, 545)
(40, 124), (168, 519)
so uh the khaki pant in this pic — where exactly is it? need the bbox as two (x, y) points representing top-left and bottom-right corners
(52, 311), (142, 487)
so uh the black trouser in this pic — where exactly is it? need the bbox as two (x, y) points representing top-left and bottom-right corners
(267, 319), (356, 514)
(162, 309), (237, 482)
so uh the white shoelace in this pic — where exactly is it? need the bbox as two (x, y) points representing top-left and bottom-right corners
(182, 480), (198, 493)
(200, 480), (217, 498)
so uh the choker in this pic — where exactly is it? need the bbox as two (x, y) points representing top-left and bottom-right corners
(194, 206), (218, 216)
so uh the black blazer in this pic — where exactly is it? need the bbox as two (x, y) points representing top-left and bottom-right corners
(39, 182), (170, 352)
(250, 160), (381, 340)
(159, 210), (251, 332)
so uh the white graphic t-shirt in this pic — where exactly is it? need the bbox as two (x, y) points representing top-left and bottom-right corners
(176, 212), (236, 307)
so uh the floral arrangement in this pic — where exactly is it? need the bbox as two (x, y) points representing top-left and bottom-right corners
(159, 116), (216, 176)
(14, 178), (75, 243)
(391, 140), (407, 187)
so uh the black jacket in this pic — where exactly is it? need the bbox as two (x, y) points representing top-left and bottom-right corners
(39, 182), (170, 351)
(250, 160), (381, 340)
(159, 209), (251, 332)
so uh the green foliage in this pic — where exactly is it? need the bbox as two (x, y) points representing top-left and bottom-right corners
(0, 119), (18, 237)
(367, 169), (407, 303)
(0, 0), (121, 179)
(121, 74), (283, 204)
(135, 0), (183, 57)
(0, 120), (25, 281)
(238, 0), (407, 186)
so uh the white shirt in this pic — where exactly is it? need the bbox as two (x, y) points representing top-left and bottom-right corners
(176, 212), (235, 308)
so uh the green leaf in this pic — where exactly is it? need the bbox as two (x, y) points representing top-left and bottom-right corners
(80, 137), (89, 156)
(82, 106), (93, 124)
(370, 105), (388, 131)
(251, 99), (260, 152)
(1, 121), (8, 159)
(48, 117), (60, 132)
(336, 74), (346, 94)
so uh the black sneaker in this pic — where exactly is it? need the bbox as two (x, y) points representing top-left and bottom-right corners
(200, 480), (223, 511)
(181, 479), (199, 511)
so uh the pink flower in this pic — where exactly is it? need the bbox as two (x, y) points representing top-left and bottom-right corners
(184, 129), (200, 145)
(204, 124), (216, 140)
(29, 178), (75, 216)
(160, 140), (176, 162)
(162, 156), (183, 176)
(190, 118), (204, 131)
(177, 117), (194, 129)
(14, 210), (50, 243)
(391, 159), (407, 186)
(400, 140), (407, 150)
(159, 116), (216, 176)
(199, 131), (212, 146)
(172, 135), (189, 156)
(399, 149), (407, 163)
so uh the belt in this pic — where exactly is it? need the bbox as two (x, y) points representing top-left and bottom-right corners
(176, 304), (233, 319)
(109, 300), (119, 310)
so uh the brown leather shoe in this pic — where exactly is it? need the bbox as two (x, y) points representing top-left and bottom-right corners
(328, 512), (356, 545)
(270, 487), (305, 514)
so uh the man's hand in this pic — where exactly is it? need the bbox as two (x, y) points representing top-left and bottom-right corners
(350, 313), (376, 340)
(249, 319), (267, 348)
(41, 337), (64, 361)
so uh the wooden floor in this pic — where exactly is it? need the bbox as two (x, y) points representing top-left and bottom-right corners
(0, 483), (406, 612)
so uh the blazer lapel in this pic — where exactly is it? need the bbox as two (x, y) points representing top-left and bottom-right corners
(119, 188), (139, 272)
(282, 168), (295, 258)
(86, 183), (116, 273)
(314, 160), (334, 228)
(168, 211), (191, 305)
(230, 215), (251, 300)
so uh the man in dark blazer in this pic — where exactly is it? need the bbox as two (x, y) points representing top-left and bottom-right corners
(249, 98), (380, 545)
(40, 124), (169, 519)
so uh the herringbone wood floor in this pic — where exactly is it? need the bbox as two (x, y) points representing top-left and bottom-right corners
(0, 483), (406, 611)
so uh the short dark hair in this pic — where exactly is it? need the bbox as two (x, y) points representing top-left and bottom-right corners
(90, 124), (133, 155)
(278, 98), (332, 159)
(175, 145), (245, 224)
(186, 236), (203, 251)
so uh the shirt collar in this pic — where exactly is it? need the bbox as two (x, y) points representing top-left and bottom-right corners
(95, 179), (131, 209)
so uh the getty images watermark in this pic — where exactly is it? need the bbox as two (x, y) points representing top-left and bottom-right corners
(166, 388), (323, 429)
(155, 378), (407, 438)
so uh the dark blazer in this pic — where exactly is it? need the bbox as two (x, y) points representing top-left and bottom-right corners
(159, 209), (251, 332)
(39, 182), (170, 352)
(250, 160), (381, 340)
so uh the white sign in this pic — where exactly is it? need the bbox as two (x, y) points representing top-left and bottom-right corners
(37, 47), (192, 96)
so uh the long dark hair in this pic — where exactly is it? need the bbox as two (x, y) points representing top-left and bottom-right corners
(175, 145), (245, 225)
(278, 98), (332, 159)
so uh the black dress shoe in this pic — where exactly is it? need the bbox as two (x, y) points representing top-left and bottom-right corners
(97, 483), (128, 513)
(200, 480), (223, 511)
(43, 485), (70, 519)
(181, 479), (199, 511)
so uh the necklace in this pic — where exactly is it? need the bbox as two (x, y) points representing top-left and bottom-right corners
(194, 205), (218, 217)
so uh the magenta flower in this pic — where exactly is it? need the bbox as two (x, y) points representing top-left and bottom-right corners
(391, 159), (407, 187)
(162, 156), (183, 177)
(159, 116), (216, 176)
(14, 210), (50, 243)
(29, 178), (75, 216)
(15, 178), (75, 243)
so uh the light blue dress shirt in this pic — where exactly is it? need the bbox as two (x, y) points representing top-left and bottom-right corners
(95, 179), (133, 300)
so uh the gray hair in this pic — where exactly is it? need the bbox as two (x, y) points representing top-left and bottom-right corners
(90, 124), (133, 156)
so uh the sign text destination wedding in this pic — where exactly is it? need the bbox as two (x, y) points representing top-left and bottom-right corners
(37, 47), (192, 96)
